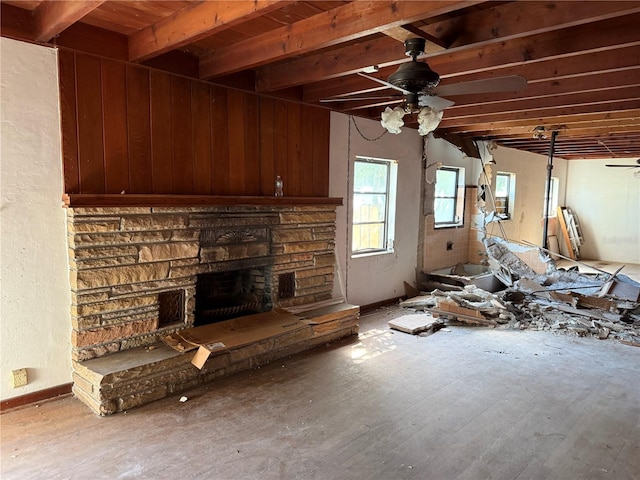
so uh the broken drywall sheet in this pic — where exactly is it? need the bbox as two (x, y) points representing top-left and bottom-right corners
(388, 314), (444, 335)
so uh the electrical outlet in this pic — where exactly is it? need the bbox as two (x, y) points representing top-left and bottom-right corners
(10, 368), (28, 388)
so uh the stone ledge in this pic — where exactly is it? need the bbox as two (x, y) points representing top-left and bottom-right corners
(73, 304), (359, 415)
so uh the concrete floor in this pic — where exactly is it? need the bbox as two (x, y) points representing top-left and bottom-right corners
(2, 306), (639, 480)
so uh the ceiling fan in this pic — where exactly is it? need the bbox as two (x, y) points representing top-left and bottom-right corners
(321, 38), (527, 135)
(605, 159), (640, 168)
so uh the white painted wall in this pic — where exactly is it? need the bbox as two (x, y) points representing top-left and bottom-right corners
(1, 38), (72, 400)
(488, 145), (568, 247)
(330, 112), (423, 306)
(565, 158), (639, 263)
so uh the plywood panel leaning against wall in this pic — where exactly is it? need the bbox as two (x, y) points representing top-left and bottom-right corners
(58, 50), (331, 197)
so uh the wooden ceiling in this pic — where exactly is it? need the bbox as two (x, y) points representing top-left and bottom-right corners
(2, 0), (640, 159)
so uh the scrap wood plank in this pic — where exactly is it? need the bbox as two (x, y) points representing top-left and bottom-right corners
(557, 206), (577, 259)
(388, 314), (444, 334)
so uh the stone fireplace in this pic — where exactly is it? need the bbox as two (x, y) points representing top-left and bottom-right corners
(66, 201), (359, 414)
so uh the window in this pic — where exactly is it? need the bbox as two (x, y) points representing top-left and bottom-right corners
(495, 172), (516, 220)
(434, 167), (465, 227)
(544, 176), (559, 218)
(352, 157), (397, 255)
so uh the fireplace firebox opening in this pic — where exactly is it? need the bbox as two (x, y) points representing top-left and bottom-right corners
(195, 268), (273, 326)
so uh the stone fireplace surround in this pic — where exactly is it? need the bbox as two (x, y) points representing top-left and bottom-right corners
(66, 200), (359, 414)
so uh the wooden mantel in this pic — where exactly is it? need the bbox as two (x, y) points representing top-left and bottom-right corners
(62, 194), (343, 208)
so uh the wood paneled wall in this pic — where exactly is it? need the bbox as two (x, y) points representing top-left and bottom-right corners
(59, 50), (330, 197)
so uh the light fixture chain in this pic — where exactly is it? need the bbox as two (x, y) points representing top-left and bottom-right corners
(350, 115), (387, 141)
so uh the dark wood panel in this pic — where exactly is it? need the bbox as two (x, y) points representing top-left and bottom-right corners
(211, 86), (230, 195)
(149, 70), (173, 193)
(274, 100), (289, 197)
(126, 65), (152, 193)
(243, 93), (261, 194)
(191, 82), (213, 194)
(312, 108), (330, 197)
(60, 52), (330, 198)
(58, 50), (79, 194)
(57, 23), (128, 61)
(259, 97), (276, 196)
(170, 75), (193, 194)
(102, 59), (130, 193)
(75, 54), (105, 193)
(287, 102), (302, 197)
(227, 89), (246, 196)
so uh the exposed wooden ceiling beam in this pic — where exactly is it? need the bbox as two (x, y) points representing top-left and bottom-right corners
(439, 109), (640, 132)
(439, 0), (640, 48)
(444, 87), (640, 121)
(199, 0), (482, 79)
(260, 35), (402, 92)
(380, 25), (446, 51)
(257, 1), (640, 92)
(463, 122), (640, 139)
(441, 101), (640, 129)
(128, 1), (291, 62)
(32, 1), (105, 42)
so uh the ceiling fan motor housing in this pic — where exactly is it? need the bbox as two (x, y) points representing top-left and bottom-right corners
(388, 37), (440, 93)
(388, 61), (440, 93)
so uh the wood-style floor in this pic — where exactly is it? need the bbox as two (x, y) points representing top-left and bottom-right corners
(2, 306), (639, 480)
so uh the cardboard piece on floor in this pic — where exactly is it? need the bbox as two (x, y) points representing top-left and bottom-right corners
(388, 314), (443, 334)
(191, 343), (226, 369)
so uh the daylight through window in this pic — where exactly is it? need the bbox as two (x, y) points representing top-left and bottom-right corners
(434, 167), (464, 227)
(352, 158), (397, 255)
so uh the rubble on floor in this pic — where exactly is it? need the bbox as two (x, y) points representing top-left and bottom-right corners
(402, 238), (640, 346)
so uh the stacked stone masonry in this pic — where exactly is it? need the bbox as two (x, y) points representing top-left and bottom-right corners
(67, 205), (338, 362)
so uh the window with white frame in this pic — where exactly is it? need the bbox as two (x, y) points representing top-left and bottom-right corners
(544, 176), (559, 218)
(495, 172), (516, 220)
(352, 157), (397, 255)
(434, 166), (465, 227)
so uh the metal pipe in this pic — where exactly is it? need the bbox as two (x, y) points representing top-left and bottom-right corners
(542, 130), (558, 249)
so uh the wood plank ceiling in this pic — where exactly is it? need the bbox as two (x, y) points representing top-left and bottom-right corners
(2, 0), (640, 160)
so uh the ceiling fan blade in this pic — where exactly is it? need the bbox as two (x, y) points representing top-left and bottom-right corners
(605, 159), (640, 167)
(419, 95), (455, 110)
(433, 75), (527, 97)
(357, 72), (412, 95)
(320, 95), (402, 103)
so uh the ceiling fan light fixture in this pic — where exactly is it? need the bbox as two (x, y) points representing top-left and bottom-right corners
(417, 107), (443, 136)
(380, 106), (406, 134)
